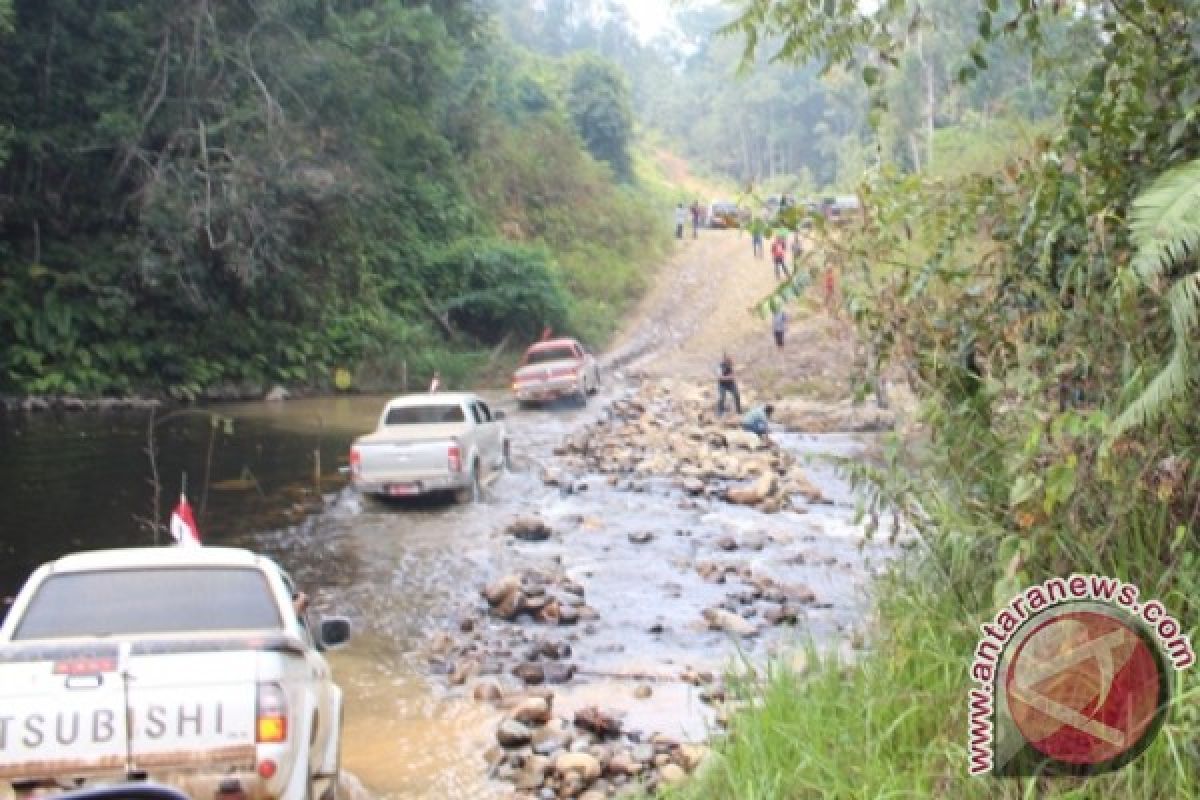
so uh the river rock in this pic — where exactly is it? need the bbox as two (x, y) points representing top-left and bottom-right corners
(682, 477), (706, 495)
(633, 685), (653, 700)
(473, 680), (503, 704)
(607, 750), (642, 777)
(497, 719), (533, 748)
(543, 663), (576, 684)
(508, 516), (553, 542)
(659, 763), (688, 786)
(554, 752), (602, 781)
(512, 696), (552, 726)
(493, 590), (525, 621)
(702, 608), (758, 637)
(574, 707), (621, 738)
(484, 575), (522, 605)
(513, 663), (546, 685)
(264, 385), (290, 402)
(679, 744), (710, 771)
(726, 473), (778, 506)
(715, 535), (738, 551)
(627, 531), (654, 544)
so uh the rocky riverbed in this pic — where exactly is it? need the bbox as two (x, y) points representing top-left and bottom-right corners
(421, 379), (902, 798)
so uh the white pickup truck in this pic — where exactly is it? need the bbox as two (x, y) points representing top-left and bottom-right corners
(349, 392), (509, 503)
(0, 546), (350, 800)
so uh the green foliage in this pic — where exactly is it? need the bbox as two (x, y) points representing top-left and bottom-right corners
(426, 238), (570, 344)
(1109, 159), (1200, 440)
(0, 1), (664, 396)
(714, 1), (1200, 796)
(566, 55), (636, 182)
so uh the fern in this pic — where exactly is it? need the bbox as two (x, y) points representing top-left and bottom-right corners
(1109, 159), (1200, 442)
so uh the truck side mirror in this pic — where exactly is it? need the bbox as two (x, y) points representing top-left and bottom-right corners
(319, 617), (352, 649)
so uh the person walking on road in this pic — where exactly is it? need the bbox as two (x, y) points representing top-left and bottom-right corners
(772, 307), (787, 349)
(675, 204), (686, 240)
(751, 219), (765, 258)
(716, 352), (741, 415)
(771, 234), (790, 281)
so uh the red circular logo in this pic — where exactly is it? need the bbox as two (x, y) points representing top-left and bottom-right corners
(1004, 609), (1165, 767)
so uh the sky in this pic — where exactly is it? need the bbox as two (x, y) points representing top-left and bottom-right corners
(612, 0), (676, 41)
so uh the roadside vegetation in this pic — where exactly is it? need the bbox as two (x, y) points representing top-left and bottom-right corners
(0, 1), (668, 398)
(665, 1), (1200, 798)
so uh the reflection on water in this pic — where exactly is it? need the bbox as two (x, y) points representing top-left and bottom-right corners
(0, 396), (393, 598)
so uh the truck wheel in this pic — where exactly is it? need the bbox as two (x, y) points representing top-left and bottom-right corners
(456, 463), (481, 504)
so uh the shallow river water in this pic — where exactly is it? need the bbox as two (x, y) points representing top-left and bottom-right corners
(0, 389), (893, 799)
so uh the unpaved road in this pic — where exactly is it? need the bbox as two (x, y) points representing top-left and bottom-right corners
(265, 230), (898, 799)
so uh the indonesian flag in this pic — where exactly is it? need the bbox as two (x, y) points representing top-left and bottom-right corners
(169, 493), (202, 547)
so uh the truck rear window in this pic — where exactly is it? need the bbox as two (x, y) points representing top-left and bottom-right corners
(13, 567), (283, 640)
(524, 348), (576, 365)
(384, 405), (466, 424)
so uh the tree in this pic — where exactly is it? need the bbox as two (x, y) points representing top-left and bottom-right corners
(566, 54), (635, 182)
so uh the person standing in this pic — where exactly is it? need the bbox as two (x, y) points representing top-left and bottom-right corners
(716, 352), (741, 415)
(429, 371), (442, 392)
(771, 235), (790, 281)
(791, 232), (804, 272)
(690, 200), (702, 238)
(772, 307), (787, 349)
(751, 219), (765, 258)
(675, 204), (686, 240)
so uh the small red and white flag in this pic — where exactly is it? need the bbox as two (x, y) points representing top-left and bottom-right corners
(169, 493), (202, 547)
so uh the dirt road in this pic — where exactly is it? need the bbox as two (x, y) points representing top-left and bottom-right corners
(611, 228), (864, 402)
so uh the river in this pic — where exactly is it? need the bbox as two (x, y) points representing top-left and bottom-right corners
(0, 387), (894, 799)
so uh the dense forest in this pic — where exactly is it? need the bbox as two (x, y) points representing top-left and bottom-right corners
(0, 0), (665, 398)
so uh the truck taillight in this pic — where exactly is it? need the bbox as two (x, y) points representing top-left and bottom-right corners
(349, 446), (361, 476)
(448, 442), (463, 472)
(256, 682), (288, 743)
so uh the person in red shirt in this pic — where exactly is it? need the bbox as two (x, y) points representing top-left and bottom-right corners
(771, 235), (790, 281)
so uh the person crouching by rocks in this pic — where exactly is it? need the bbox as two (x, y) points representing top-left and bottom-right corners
(717, 352), (742, 415)
(742, 403), (774, 443)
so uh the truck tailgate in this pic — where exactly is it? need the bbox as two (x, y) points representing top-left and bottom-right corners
(0, 645), (261, 779)
(355, 424), (462, 480)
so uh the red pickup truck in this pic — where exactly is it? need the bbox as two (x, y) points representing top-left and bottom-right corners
(511, 338), (600, 407)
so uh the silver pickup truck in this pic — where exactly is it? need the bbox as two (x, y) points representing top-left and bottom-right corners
(349, 392), (510, 503)
(0, 546), (350, 800)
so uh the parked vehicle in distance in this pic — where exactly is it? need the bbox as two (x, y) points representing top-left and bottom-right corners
(349, 392), (509, 502)
(707, 201), (741, 229)
(512, 338), (600, 408)
(0, 546), (350, 800)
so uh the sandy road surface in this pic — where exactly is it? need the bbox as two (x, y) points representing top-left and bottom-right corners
(610, 229), (863, 402)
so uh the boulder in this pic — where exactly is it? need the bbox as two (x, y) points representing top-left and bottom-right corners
(726, 473), (778, 506)
(659, 763), (688, 786)
(497, 719), (533, 748)
(264, 385), (290, 402)
(702, 608), (758, 637)
(574, 707), (621, 738)
(507, 516), (554, 542)
(554, 752), (602, 782)
(484, 575), (521, 605)
(512, 696), (552, 726)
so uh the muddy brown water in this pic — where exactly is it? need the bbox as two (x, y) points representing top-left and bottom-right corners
(0, 389), (894, 799)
